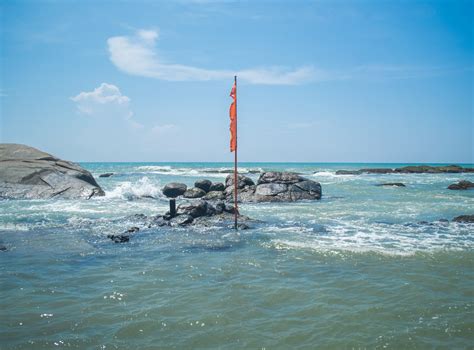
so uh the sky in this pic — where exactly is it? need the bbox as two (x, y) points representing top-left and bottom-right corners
(0, 0), (473, 163)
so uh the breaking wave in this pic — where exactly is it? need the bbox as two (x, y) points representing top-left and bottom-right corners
(106, 177), (164, 200)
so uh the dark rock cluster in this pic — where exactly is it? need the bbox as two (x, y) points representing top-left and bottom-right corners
(161, 172), (322, 203)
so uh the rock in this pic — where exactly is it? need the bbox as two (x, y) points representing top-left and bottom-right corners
(255, 183), (288, 196)
(107, 234), (129, 243)
(375, 183), (406, 187)
(99, 173), (114, 178)
(0, 245), (7, 252)
(162, 182), (187, 198)
(0, 143), (105, 200)
(153, 216), (171, 227)
(447, 180), (474, 190)
(360, 168), (394, 174)
(170, 215), (194, 226)
(452, 215), (474, 223)
(257, 172), (304, 184)
(183, 187), (206, 198)
(194, 179), (212, 193)
(335, 170), (362, 175)
(127, 227), (140, 233)
(202, 190), (226, 201)
(225, 174), (255, 188)
(223, 172), (322, 203)
(289, 180), (322, 201)
(177, 200), (214, 218)
(209, 182), (225, 192)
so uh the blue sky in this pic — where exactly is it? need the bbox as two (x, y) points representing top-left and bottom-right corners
(1, 0), (472, 163)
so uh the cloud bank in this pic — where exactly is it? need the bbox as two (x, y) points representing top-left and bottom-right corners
(107, 29), (317, 85)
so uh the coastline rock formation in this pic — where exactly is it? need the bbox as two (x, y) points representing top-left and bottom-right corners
(162, 172), (322, 203)
(447, 180), (474, 190)
(375, 183), (406, 187)
(452, 215), (474, 223)
(0, 144), (104, 199)
(336, 165), (474, 175)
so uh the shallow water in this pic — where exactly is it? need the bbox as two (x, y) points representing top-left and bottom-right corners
(1, 162), (473, 349)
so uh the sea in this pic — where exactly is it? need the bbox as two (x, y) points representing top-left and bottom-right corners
(1, 162), (473, 349)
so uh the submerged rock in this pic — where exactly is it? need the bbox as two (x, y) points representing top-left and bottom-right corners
(448, 180), (474, 190)
(376, 183), (406, 187)
(107, 234), (130, 243)
(335, 170), (362, 175)
(0, 143), (105, 200)
(99, 173), (114, 178)
(162, 183), (187, 198)
(452, 215), (474, 223)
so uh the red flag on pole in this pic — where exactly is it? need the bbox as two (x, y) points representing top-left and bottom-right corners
(229, 81), (237, 152)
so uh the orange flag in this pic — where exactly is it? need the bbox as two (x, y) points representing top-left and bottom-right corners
(229, 81), (237, 152)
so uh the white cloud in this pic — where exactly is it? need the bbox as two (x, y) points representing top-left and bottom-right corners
(71, 83), (143, 128)
(151, 123), (177, 135)
(107, 29), (317, 85)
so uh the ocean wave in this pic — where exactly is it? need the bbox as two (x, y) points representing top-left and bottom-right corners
(264, 220), (474, 257)
(106, 177), (164, 200)
(132, 165), (264, 178)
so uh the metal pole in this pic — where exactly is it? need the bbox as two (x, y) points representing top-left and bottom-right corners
(234, 75), (238, 230)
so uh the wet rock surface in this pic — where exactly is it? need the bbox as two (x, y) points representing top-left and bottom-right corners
(0, 143), (105, 200)
(162, 183), (187, 198)
(448, 180), (474, 190)
(162, 172), (322, 203)
(452, 215), (474, 223)
(375, 183), (406, 187)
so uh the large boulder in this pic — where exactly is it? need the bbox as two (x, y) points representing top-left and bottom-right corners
(194, 179), (212, 193)
(258, 172), (304, 184)
(209, 182), (225, 192)
(162, 183), (187, 198)
(0, 143), (105, 199)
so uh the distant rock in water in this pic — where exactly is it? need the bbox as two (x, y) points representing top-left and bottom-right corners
(447, 180), (474, 190)
(0, 143), (105, 200)
(335, 170), (362, 175)
(336, 164), (473, 175)
(452, 215), (474, 223)
(376, 183), (406, 187)
(99, 173), (114, 178)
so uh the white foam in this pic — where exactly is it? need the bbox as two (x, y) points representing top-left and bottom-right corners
(106, 177), (163, 200)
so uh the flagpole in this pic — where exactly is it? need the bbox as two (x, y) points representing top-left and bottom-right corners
(233, 75), (238, 230)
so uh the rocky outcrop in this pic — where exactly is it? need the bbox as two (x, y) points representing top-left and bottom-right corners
(336, 165), (474, 175)
(162, 183), (187, 198)
(162, 172), (322, 203)
(0, 143), (105, 200)
(224, 172), (322, 203)
(452, 215), (474, 223)
(447, 180), (474, 190)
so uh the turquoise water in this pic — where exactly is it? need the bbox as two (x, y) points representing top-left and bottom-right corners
(1, 163), (473, 349)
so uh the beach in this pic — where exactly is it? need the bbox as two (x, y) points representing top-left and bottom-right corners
(1, 162), (473, 348)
